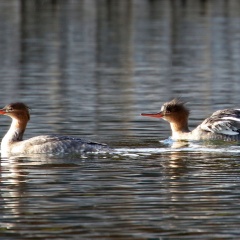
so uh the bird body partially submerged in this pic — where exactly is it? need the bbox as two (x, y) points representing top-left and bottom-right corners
(141, 99), (240, 141)
(0, 102), (110, 156)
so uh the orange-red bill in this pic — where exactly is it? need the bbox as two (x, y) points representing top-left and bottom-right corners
(141, 112), (163, 118)
(0, 109), (6, 115)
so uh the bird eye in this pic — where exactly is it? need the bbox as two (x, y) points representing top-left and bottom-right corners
(165, 106), (171, 113)
(7, 107), (13, 112)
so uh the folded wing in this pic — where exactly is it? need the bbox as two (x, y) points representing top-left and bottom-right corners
(200, 109), (240, 136)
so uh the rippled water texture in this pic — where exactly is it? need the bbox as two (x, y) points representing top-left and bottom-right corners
(1, 0), (240, 239)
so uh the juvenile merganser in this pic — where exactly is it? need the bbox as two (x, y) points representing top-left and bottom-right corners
(141, 98), (240, 141)
(0, 102), (110, 156)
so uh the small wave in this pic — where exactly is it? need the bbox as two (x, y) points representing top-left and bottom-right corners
(114, 143), (240, 155)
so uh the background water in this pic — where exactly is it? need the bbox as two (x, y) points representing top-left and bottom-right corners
(1, 0), (240, 239)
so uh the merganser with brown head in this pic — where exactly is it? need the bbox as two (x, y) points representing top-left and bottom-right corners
(141, 98), (240, 141)
(0, 102), (110, 156)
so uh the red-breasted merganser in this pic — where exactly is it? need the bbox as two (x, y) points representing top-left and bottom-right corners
(141, 98), (240, 141)
(0, 102), (110, 155)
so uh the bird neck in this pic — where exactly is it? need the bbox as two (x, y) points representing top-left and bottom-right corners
(2, 118), (27, 144)
(170, 117), (190, 134)
(170, 121), (191, 140)
(170, 123), (190, 133)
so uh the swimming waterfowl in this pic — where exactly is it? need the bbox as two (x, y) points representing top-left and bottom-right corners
(0, 102), (110, 156)
(141, 98), (240, 141)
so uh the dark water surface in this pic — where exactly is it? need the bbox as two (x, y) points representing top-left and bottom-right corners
(1, 0), (240, 239)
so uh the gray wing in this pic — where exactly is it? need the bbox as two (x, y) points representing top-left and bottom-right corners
(200, 109), (240, 136)
(22, 135), (110, 154)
